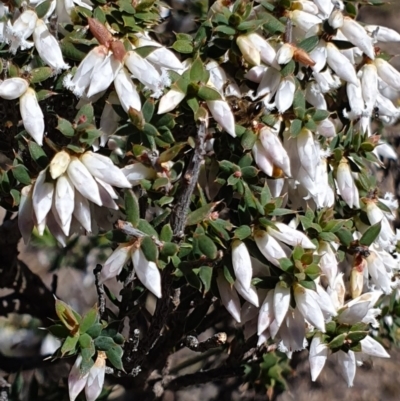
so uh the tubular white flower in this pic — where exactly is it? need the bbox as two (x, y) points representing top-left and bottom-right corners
(0, 78), (28, 100)
(361, 63), (378, 114)
(32, 169), (54, 225)
(276, 43), (295, 65)
(275, 76), (295, 114)
(318, 241), (338, 286)
(50, 151), (71, 180)
(258, 290), (275, 335)
(63, 46), (108, 97)
(87, 53), (122, 98)
(100, 92), (121, 145)
(81, 151), (131, 188)
(257, 66), (281, 98)
(293, 284), (325, 332)
(309, 333), (328, 382)
(132, 247), (162, 298)
(340, 17), (375, 60)
(96, 178), (118, 210)
(254, 230), (289, 267)
(273, 283), (291, 330)
(158, 88), (185, 114)
(54, 174), (75, 235)
(328, 8), (343, 29)
(309, 40), (327, 73)
(305, 82), (327, 109)
(73, 190), (92, 232)
(6, 10), (37, 54)
(19, 88), (45, 145)
(290, 10), (322, 32)
(296, 128), (318, 181)
(314, 0), (334, 18)
(365, 25), (400, 42)
(366, 251), (392, 294)
(68, 355), (89, 401)
(246, 33), (280, 69)
(374, 58), (400, 91)
(216, 271), (241, 323)
(33, 20), (69, 71)
(121, 163), (156, 186)
(231, 240), (252, 291)
(236, 34), (261, 66)
(326, 43), (358, 86)
(316, 119), (336, 137)
(360, 336), (389, 358)
(124, 50), (162, 92)
(336, 350), (356, 387)
(252, 141), (274, 176)
(234, 281), (259, 307)
(67, 157), (102, 206)
(207, 100), (236, 137)
(267, 222), (316, 249)
(259, 126), (291, 176)
(85, 352), (106, 401)
(114, 68), (141, 113)
(346, 80), (364, 119)
(336, 158), (360, 209)
(101, 244), (133, 282)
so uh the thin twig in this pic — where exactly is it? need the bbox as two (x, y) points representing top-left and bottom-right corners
(116, 221), (164, 247)
(122, 119), (207, 376)
(94, 264), (106, 319)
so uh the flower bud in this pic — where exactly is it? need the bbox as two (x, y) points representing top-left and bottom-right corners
(216, 271), (241, 323)
(32, 169), (54, 225)
(326, 43), (358, 86)
(236, 34), (261, 66)
(114, 68), (141, 113)
(374, 58), (400, 91)
(365, 25), (400, 42)
(336, 158), (359, 209)
(0, 77), (28, 100)
(275, 76), (295, 113)
(207, 100), (236, 137)
(158, 88), (185, 114)
(231, 240), (252, 291)
(68, 355), (89, 401)
(341, 17), (375, 60)
(85, 352), (106, 401)
(276, 43), (295, 65)
(50, 151), (71, 180)
(19, 87), (45, 145)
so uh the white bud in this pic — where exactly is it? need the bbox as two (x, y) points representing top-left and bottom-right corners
(254, 230), (289, 267)
(32, 169), (54, 225)
(67, 157), (102, 206)
(267, 222), (316, 249)
(68, 356), (89, 401)
(121, 163), (156, 186)
(336, 158), (360, 208)
(33, 20), (69, 71)
(326, 43), (359, 86)
(365, 25), (400, 42)
(216, 271), (241, 323)
(275, 76), (296, 114)
(309, 333), (328, 382)
(114, 68), (141, 113)
(236, 34), (261, 66)
(276, 43), (295, 65)
(81, 151), (131, 189)
(374, 58), (400, 91)
(231, 240), (252, 291)
(85, 352), (106, 401)
(0, 77), (28, 100)
(50, 151), (71, 180)
(328, 9), (343, 29)
(207, 100), (236, 137)
(19, 88), (45, 145)
(54, 174), (75, 235)
(18, 185), (34, 244)
(290, 10), (322, 32)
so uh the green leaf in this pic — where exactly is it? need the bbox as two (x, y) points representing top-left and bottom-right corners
(106, 345), (125, 371)
(28, 142), (49, 169)
(30, 66), (53, 83)
(297, 35), (319, 53)
(234, 225), (252, 240)
(140, 236), (158, 262)
(75, 103), (94, 126)
(12, 165), (31, 185)
(262, 13), (285, 34)
(293, 90), (306, 119)
(359, 221), (381, 246)
(199, 266), (213, 292)
(57, 118), (75, 137)
(186, 203), (216, 226)
(280, 60), (295, 77)
(137, 219), (159, 238)
(336, 229), (353, 247)
(313, 109), (330, 122)
(94, 336), (116, 351)
(197, 86), (222, 101)
(279, 257), (294, 272)
(35, 0), (52, 18)
(78, 332), (94, 349)
(86, 323), (103, 339)
(328, 333), (346, 349)
(142, 98), (155, 122)
(47, 324), (70, 338)
(290, 119), (302, 137)
(241, 130), (257, 150)
(125, 190), (140, 227)
(197, 234), (218, 259)
(80, 306), (99, 334)
(61, 334), (79, 356)
(171, 40), (194, 54)
(214, 25), (236, 35)
(190, 57), (206, 83)
(160, 224), (173, 242)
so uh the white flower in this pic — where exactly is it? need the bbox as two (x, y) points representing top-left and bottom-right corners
(81, 151), (131, 188)
(6, 10), (37, 54)
(68, 352), (106, 401)
(309, 333), (329, 381)
(336, 158), (359, 209)
(231, 240), (252, 291)
(63, 46), (108, 97)
(365, 25), (400, 43)
(236, 34), (261, 66)
(267, 222), (316, 249)
(114, 68), (141, 113)
(33, 20), (69, 71)
(275, 76), (295, 114)
(207, 100), (236, 137)
(121, 163), (156, 186)
(326, 43), (359, 86)
(254, 230), (289, 267)
(290, 10), (322, 32)
(374, 58), (400, 91)
(216, 271), (242, 323)
(132, 247), (162, 298)
(158, 88), (186, 114)
(50, 150), (71, 180)
(54, 174), (75, 235)
(19, 88), (45, 145)
(0, 78), (28, 100)
(32, 169), (54, 225)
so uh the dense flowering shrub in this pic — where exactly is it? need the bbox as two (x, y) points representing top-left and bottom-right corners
(1, 0), (400, 399)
